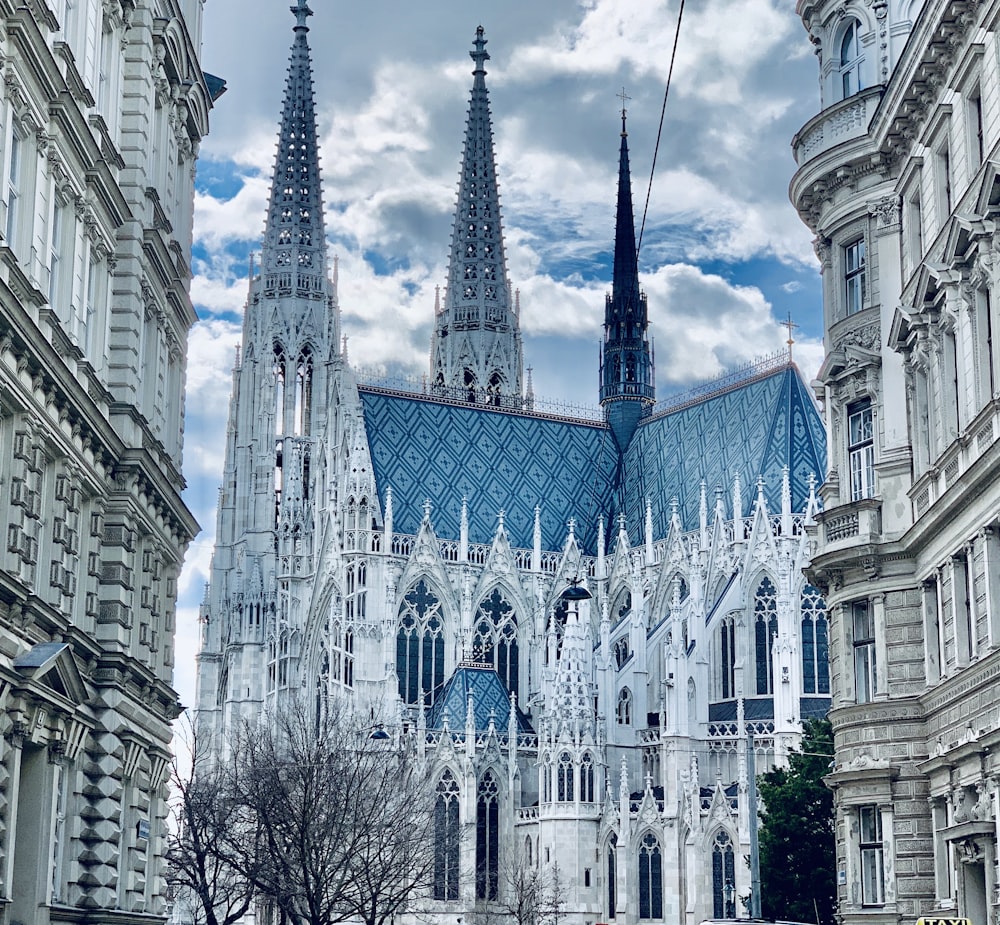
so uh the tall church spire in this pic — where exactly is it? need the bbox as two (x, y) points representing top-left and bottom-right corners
(430, 26), (523, 407)
(600, 102), (654, 450)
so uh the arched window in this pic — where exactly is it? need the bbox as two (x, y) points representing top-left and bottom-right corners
(801, 584), (830, 695)
(839, 19), (864, 99)
(525, 835), (532, 867)
(754, 577), (778, 695)
(542, 756), (552, 803)
(607, 833), (618, 919)
(396, 579), (445, 705)
(581, 752), (595, 802)
(638, 833), (663, 919)
(476, 771), (500, 900)
(273, 343), (287, 435)
(613, 636), (631, 669)
(294, 349), (312, 436)
(617, 687), (632, 725)
(472, 588), (519, 696)
(712, 830), (736, 919)
(720, 613), (736, 699)
(434, 771), (460, 900)
(557, 752), (574, 802)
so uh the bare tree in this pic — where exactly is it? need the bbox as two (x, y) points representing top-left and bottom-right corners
(476, 854), (566, 925)
(228, 699), (436, 925)
(165, 718), (255, 925)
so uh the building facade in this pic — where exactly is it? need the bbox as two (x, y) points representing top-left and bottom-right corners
(791, 0), (1000, 923)
(0, 0), (214, 921)
(196, 7), (831, 925)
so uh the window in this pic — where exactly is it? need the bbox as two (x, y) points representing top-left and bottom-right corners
(905, 190), (922, 276)
(476, 771), (500, 901)
(859, 805), (885, 905)
(839, 19), (864, 99)
(712, 830), (736, 919)
(638, 833), (663, 919)
(396, 579), (445, 706)
(754, 577), (778, 695)
(848, 401), (875, 501)
(434, 771), (460, 901)
(968, 86), (984, 171)
(6, 127), (22, 247)
(720, 613), (736, 699)
(472, 588), (519, 696)
(581, 752), (595, 802)
(937, 139), (953, 217)
(557, 752), (574, 802)
(844, 238), (866, 315)
(616, 687), (632, 725)
(48, 200), (65, 310)
(853, 600), (876, 703)
(975, 288), (995, 407)
(801, 584), (829, 695)
(607, 834), (617, 919)
(613, 635), (631, 669)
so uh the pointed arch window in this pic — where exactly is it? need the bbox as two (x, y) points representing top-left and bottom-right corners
(839, 19), (864, 99)
(801, 584), (829, 694)
(638, 833), (663, 919)
(614, 636), (631, 670)
(557, 752), (574, 802)
(294, 349), (313, 436)
(720, 613), (736, 700)
(476, 771), (500, 900)
(754, 577), (778, 695)
(396, 579), (445, 705)
(607, 833), (618, 919)
(472, 588), (518, 695)
(541, 755), (552, 803)
(617, 687), (632, 725)
(581, 752), (595, 803)
(434, 771), (461, 901)
(712, 830), (736, 919)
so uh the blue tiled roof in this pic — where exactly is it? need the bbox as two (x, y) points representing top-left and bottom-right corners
(426, 664), (534, 733)
(358, 389), (617, 552)
(622, 366), (826, 538)
(358, 364), (825, 554)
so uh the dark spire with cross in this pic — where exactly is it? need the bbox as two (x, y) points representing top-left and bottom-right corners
(601, 89), (654, 450)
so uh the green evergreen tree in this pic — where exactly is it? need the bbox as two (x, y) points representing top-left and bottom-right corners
(757, 718), (836, 925)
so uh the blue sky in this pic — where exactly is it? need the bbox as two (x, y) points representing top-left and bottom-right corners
(174, 0), (826, 709)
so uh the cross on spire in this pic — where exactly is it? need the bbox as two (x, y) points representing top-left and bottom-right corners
(618, 86), (631, 133)
(291, 0), (312, 29)
(782, 313), (799, 361)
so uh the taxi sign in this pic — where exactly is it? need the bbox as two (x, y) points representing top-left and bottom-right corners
(916, 918), (973, 925)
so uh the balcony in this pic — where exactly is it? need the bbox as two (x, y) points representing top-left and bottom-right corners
(816, 498), (882, 550)
(791, 86), (883, 167)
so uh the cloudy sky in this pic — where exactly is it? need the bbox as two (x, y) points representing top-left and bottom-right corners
(175, 0), (826, 709)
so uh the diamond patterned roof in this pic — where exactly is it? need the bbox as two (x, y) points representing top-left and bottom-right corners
(358, 388), (617, 552)
(358, 364), (825, 554)
(622, 365), (826, 538)
(426, 664), (533, 733)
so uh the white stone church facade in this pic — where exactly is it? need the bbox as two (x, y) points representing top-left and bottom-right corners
(196, 6), (831, 925)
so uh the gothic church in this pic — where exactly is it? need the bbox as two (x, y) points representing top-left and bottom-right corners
(195, 5), (830, 924)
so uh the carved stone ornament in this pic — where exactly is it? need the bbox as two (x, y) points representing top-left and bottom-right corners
(869, 195), (901, 234)
(813, 235), (832, 267)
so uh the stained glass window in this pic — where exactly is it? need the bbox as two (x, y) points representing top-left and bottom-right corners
(754, 577), (778, 695)
(801, 584), (829, 694)
(638, 833), (662, 919)
(472, 588), (518, 695)
(476, 771), (499, 900)
(396, 579), (445, 705)
(434, 771), (460, 900)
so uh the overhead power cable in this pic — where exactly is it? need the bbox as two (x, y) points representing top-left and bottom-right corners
(637, 0), (686, 261)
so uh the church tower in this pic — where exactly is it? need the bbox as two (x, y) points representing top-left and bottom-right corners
(600, 107), (654, 449)
(430, 27), (523, 406)
(196, 0), (338, 731)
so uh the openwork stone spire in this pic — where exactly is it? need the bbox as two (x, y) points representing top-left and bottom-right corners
(600, 103), (654, 450)
(430, 26), (523, 407)
(260, 0), (328, 288)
